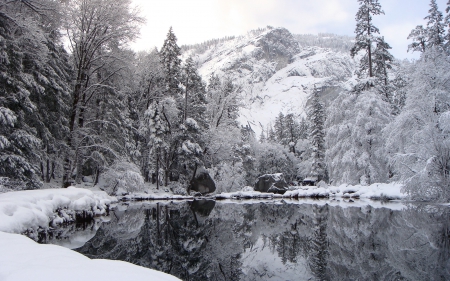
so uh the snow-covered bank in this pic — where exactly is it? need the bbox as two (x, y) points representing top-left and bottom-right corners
(0, 187), (116, 234)
(0, 231), (180, 281)
(120, 192), (194, 201)
(213, 183), (406, 201)
(284, 183), (406, 200)
(215, 189), (283, 200)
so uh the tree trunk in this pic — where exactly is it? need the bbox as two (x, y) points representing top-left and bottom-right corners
(156, 147), (160, 190)
(46, 159), (50, 183)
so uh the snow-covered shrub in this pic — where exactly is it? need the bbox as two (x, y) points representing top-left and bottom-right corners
(254, 142), (298, 182)
(207, 162), (246, 194)
(0, 177), (26, 193)
(103, 162), (144, 195)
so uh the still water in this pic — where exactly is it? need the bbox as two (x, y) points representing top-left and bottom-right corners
(43, 200), (450, 281)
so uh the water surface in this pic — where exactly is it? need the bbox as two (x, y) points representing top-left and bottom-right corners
(44, 200), (450, 280)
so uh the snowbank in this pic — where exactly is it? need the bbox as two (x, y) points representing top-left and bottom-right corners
(215, 189), (283, 200)
(0, 187), (117, 234)
(284, 183), (406, 200)
(0, 231), (180, 281)
(213, 183), (406, 201)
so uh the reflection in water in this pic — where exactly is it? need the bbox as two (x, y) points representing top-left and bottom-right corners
(67, 200), (450, 281)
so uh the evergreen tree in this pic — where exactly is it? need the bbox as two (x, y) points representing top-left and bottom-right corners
(425, 0), (445, 49)
(372, 36), (395, 102)
(0, 0), (71, 189)
(142, 102), (168, 189)
(274, 112), (285, 144)
(284, 113), (300, 153)
(350, 0), (384, 81)
(408, 25), (427, 53)
(160, 27), (182, 98)
(445, 0), (450, 47)
(182, 56), (207, 128)
(308, 87), (326, 181)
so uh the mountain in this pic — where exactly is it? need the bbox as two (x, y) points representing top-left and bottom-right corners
(182, 27), (357, 137)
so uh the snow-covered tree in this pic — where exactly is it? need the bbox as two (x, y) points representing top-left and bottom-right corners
(425, 0), (445, 49)
(182, 57), (207, 128)
(384, 48), (450, 200)
(160, 27), (182, 98)
(308, 87), (326, 181)
(372, 36), (395, 102)
(445, 0), (450, 47)
(350, 0), (384, 80)
(141, 101), (168, 189)
(62, 0), (143, 187)
(274, 112), (285, 143)
(0, 0), (71, 188)
(408, 25), (428, 53)
(326, 89), (391, 185)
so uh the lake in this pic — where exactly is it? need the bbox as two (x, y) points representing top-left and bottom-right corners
(39, 199), (450, 281)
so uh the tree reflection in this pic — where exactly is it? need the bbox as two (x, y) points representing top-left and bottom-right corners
(73, 201), (450, 281)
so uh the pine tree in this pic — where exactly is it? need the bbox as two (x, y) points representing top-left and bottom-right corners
(408, 25), (427, 53)
(0, 0), (71, 188)
(143, 102), (169, 189)
(425, 0), (445, 49)
(284, 113), (300, 153)
(308, 87), (326, 181)
(372, 36), (395, 102)
(274, 112), (285, 144)
(182, 56), (207, 128)
(160, 27), (182, 98)
(445, 0), (450, 47)
(350, 0), (384, 81)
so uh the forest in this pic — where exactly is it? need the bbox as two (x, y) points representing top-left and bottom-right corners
(0, 0), (449, 202)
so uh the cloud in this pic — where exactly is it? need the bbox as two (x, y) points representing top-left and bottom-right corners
(130, 0), (450, 59)
(131, 0), (356, 51)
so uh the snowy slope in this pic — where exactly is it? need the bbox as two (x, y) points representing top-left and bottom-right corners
(183, 27), (356, 136)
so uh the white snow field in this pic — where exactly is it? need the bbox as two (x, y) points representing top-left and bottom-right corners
(0, 187), (180, 281)
(0, 231), (180, 281)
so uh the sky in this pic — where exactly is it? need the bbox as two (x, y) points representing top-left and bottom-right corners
(130, 0), (449, 60)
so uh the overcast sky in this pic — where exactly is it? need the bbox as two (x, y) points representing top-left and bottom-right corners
(130, 0), (449, 60)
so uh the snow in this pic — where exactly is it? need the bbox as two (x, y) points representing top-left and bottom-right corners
(185, 27), (356, 138)
(216, 190), (283, 200)
(121, 192), (194, 201)
(0, 187), (116, 234)
(284, 183), (406, 200)
(0, 231), (180, 281)
(214, 182), (406, 201)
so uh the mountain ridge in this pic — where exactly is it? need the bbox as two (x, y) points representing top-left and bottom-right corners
(181, 26), (357, 136)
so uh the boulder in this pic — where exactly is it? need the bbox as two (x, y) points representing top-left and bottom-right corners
(190, 200), (216, 217)
(254, 173), (288, 194)
(189, 171), (216, 194)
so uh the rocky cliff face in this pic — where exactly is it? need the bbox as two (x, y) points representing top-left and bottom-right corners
(182, 27), (356, 136)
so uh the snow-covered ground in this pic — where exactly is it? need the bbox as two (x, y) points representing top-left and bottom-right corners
(0, 231), (180, 281)
(0, 187), (181, 281)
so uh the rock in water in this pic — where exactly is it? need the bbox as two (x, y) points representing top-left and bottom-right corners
(254, 173), (288, 194)
(190, 171), (216, 194)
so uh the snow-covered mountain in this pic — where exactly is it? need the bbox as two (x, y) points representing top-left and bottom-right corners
(182, 27), (356, 136)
